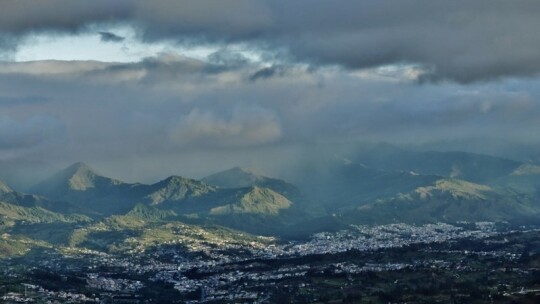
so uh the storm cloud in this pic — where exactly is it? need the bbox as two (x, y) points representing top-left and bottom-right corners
(2, 1), (540, 82)
(0, 58), (539, 173)
(1, 1), (540, 186)
(99, 31), (125, 43)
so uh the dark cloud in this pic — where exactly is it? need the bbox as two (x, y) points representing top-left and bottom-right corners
(0, 0), (132, 34)
(1, 1), (540, 82)
(264, 1), (540, 83)
(99, 31), (125, 43)
(248, 66), (285, 82)
(207, 49), (249, 68)
(0, 34), (17, 60)
(1, 1), (540, 187)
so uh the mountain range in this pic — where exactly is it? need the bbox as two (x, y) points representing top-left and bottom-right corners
(26, 162), (314, 235)
(1, 147), (540, 256)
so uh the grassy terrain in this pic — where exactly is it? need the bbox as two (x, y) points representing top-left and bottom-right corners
(0, 201), (90, 224)
(0, 235), (50, 258)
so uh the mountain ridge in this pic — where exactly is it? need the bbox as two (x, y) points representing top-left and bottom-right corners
(5, 152), (538, 239)
(31, 162), (125, 195)
(0, 180), (13, 194)
(145, 175), (217, 205)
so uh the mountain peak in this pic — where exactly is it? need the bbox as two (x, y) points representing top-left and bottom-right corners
(146, 175), (215, 205)
(215, 166), (263, 179)
(32, 162), (123, 195)
(157, 175), (213, 188)
(203, 167), (303, 199)
(56, 162), (101, 191)
(203, 166), (265, 188)
(209, 186), (292, 216)
(231, 166), (259, 174)
(64, 161), (94, 175)
(0, 179), (13, 194)
(162, 175), (194, 184)
(70, 161), (90, 169)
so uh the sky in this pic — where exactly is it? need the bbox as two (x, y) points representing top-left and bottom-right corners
(1, 0), (540, 187)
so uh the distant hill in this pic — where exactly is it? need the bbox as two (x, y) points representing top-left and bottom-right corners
(0, 178), (89, 215)
(0, 178), (91, 249)
(203, 167), (302, 198)
(13, 153), (540, 240)
(144, 176), (217, 205)
(209, 186), (292, 216)
(0, 201), (89, 224)
(31, 162), (147, 215)
(0, 180), (12, 194)
(150, 185), (312, 235)
(0, 179), (90, 253)
(490, 164), (540, 196)
(142, 172), (312, 232)
(5, 152), (540, 260)
(203, 167), (267, 188)
(294, 161), (441, 208)
(349, 146), (522, 183)
(511, 164), (540, 176)
(32, 162), (124, 194)
(27, 163), (314, 235)
(344, 178), (540, 224)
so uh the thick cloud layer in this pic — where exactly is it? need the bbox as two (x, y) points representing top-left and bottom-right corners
(0, 56), (539, 185)
(2, 1), (540, 82)
(1, 1), (540, 186)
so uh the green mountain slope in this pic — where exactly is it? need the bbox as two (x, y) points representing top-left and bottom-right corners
(209, 186), (292, 216)
(28, 163), (314, 235)
(21, 157), (540, 240)
(0, 179), (92, 249)
(0, 178), (90, 224)
(0, 201), (89, 224)
(0, 235), (50, 258)
(0, 199), (91, 248)
(345, 178), (540, 224)
(0, 180), (86, 214)
(69, 205), (272, 254)
(224, 188), (315, 235)
(144, 176), (217, 205)
(149, 185), (311, 235)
